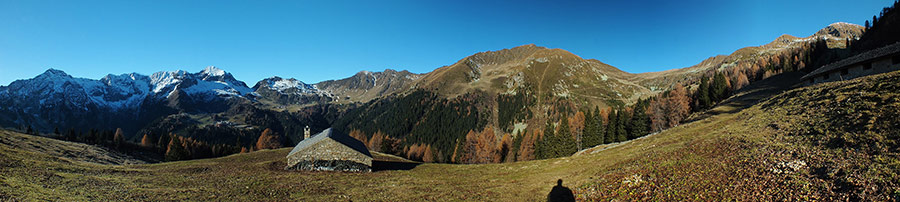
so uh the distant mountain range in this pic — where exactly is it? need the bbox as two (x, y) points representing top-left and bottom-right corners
(0, 22), (865, 159)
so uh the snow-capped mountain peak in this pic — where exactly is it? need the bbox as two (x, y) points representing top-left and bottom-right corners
(0, 67), (255, 114)
(146, 67), (253, 99)
(201, 66), (226, 77)
(36, 68), (73, 79)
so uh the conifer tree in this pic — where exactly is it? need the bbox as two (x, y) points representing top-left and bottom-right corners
(66, 128), (76, 141)
(165, 135), (189, 161)
(630, 100), (650, 139)
(157, 134), (171, 153)
(873, 15), (878, 28)
(510, 131), (523, 162)
(88, 129), (99, 144)
(557, 113), (575, 156)
(606, 110), (618, 143)
(582, 109), (594, 148)
(697, 76), (711, 109)
(616, 110), (628, 142)
(536, 119), (556, 159)
(711, 72), (729, 102)
(595, 107), (606, 144)
(583, 108), (602, 147)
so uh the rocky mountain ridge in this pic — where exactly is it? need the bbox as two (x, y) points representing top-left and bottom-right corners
(0, 22), (866, 139)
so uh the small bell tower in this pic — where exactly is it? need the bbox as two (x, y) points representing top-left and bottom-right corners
(304, 126), (311, 139)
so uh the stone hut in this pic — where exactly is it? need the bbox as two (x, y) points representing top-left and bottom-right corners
(802, 41), (900, 85)
(285, 128), (373, 172)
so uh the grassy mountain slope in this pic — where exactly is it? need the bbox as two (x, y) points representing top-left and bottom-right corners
(408, 44), (650, 108)
(634, 22), (863, 92)
(316, 69), (423, 103)
(0, 130), (145, 200)
(4, 68), (898, 201)
(576, 70), (899, 201)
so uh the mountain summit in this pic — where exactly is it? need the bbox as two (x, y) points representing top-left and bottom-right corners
(0, 67), (253, 133)
(816, 22), (864, 39)
(412, 44), (647, 106)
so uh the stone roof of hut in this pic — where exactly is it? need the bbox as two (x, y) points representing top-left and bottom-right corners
(287, 128), (372, 158)
(802, 41), (900, 80)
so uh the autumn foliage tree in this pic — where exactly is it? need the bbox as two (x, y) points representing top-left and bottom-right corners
(406, 143), (426, 161)
(569, 111), (585, 150)
(369, 131), (386, 153)
(666, 85), (692, 128)
(733, 71), (750, 91)
(462, 127), (500, 164)
(349, 130), (368, 146)
(255, 128), (282, 150)
(140, 134), (154, 148)
(649, 84), (692, 132)
(113, 128), (125, 149)
(515, 130), (539, 161)
(649, 98), (667, 132)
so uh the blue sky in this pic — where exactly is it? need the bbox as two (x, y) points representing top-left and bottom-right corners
(0, 0), (893, 85)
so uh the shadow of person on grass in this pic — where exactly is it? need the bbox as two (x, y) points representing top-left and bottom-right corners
(547, 179), (575, 202)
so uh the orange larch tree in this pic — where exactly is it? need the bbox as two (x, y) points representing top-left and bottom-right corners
(255, 128), (282, 150)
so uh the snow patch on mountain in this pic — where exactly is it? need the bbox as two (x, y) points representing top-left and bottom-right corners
(260, 76), (318, 94)
(91, 73), (152, 109)
(150, 70), (188, 93)
(183, 79), (253, 99)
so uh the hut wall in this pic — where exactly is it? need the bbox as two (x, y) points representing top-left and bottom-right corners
(286, 139), (373, 172)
